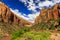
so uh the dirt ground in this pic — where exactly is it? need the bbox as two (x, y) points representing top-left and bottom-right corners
(0, 35), (11, 40)
(51, 33), (60, 40)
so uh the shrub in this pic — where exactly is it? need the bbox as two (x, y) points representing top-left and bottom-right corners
(22, 27), (30, 32)
(11, 27), (30, 40)
(20, 31), (51, 40)
(11, 29), (24, 40)
(11, 28), (50, 40)
(31, 19), (57, 30)
(0, 33), (4, 39)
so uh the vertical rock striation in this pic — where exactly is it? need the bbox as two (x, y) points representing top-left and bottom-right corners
(35, 4), (60, 26)
(0, 2), (33, 27)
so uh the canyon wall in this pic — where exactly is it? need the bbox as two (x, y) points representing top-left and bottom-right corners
(0, 2), (32, 27)
(35, 4), (60, 26)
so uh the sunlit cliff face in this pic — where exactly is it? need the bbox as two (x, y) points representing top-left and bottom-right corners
(35, 4), (60, 26)
(0, 2), (33, 27)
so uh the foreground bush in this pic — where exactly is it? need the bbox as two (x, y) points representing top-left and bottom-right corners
(21, 31), (50, 40)
(11, 29), (51, 40)
(11, 27), (30, 40)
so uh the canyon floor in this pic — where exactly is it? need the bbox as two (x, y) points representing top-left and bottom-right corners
(0, 31), (60, 40)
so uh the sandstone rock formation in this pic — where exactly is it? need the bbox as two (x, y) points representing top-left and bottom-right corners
(35, 4), (60, 26)
(0, 2), (33, 27)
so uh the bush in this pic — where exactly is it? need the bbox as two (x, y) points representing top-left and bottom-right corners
(11, 29), (24, 40)
(31, 19), (57, 30)
(20, 31), (51, 40)
(22, 27), (30, 32)
(11, 28), (51, 40)
(0, 33), (4, 39)
(11, 27), (30, 40)
(31, 22), (50, 30)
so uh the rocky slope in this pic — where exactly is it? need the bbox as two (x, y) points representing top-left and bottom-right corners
(0, 2), (33, 27)
(35, 4), (60, 26)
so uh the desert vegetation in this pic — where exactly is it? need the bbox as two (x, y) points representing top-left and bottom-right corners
(0, 2), (60, 40)
(0, 18), (60, 40)
(10, 18), (60, 40)
(11, 28), (51, 40)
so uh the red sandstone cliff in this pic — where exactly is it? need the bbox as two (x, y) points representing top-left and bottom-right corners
(35, 4), (60, 26)
(0, 2), (33, 27)
(1, 2), (60, 27)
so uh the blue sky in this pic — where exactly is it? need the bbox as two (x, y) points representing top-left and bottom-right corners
(2, 0), (60, 22)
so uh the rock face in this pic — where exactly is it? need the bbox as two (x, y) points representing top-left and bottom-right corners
(35, 4), (60, 26)
(0, 2), (33, 27)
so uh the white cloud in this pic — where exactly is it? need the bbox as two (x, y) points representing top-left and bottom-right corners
(35, 0), (40, 3)
(11, 0), (60, 23)
(19, 0), (37, 12)
(38, 1), (54, 7)
(19, 0), (60, 12)
(10, 9), (39, 23)
(19, 0), (27, 4)
(52, 0), (60, 3)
